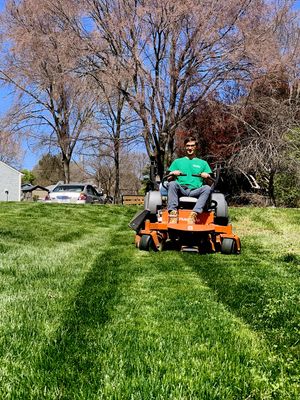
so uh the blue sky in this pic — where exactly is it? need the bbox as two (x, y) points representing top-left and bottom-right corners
(294, 0), (300, 10)
(1, 0), (300, 169)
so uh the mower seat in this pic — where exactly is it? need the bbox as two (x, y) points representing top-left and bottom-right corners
(179, 193), (222, 214)
(146, 187), (228, 225)
(178, 196), (197, 209)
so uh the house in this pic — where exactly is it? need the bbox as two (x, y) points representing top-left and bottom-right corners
(0, 161), (23, 201)
(21, 184), (50, 201)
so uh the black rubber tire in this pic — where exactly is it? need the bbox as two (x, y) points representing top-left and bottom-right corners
(211, 193), (229, 226)
(139, 235), (153, 251)
(221, 238), (237, 254)
(144, 191), (162, 215)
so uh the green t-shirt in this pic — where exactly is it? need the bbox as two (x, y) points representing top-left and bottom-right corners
(169, 157), (212, 189)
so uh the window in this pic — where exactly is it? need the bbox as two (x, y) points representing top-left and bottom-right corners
(53, 185), (84, 193)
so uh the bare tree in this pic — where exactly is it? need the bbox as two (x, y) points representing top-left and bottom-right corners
(0, 0), (95, 182)
(85, 147), (146, 198)
(80, 0), (295, 177)
(88, 153), (115, 196)
(119, 151), (147, 195)
(0, 128), (23, 167)
(81, 84), (140, 202)
(0, 108), (24, 167)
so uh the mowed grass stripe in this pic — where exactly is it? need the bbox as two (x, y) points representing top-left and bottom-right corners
(102, 254), (273, 400)
(0, 204), (131, 398)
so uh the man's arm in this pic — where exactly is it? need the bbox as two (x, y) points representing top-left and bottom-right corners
(200, 162), (213, 184)
(167, 160), (182, 180)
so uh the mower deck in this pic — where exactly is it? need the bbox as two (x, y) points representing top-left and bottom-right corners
(134, 209), (241, 254)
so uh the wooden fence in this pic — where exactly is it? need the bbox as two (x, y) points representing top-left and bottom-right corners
(122, 195), (144, 205)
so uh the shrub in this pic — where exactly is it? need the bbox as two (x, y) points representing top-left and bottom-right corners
(274, 172), (300, 207)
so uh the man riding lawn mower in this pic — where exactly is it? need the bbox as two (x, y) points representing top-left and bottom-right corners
(129, 137), (241, 254)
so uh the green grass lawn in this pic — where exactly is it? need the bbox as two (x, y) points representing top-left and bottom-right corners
(0, 203), (299, 399)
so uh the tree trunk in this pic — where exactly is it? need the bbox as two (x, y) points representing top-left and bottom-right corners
(156, 151), (165, 182)
(62, 156), (70, 183)
(113, 103), (123, 203)
(155, 132), (175, 181)
(268, 170), (277, 207)
(113, 135), (120, 203)
(114, 154), (120, 203)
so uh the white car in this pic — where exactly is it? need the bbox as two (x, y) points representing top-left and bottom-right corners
(46, 184), (104, 204)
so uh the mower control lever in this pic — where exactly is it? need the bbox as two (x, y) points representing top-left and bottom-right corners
(161, 172), (187, 189)
(192, 173), (215, 182)
(168, 172), (187, 177)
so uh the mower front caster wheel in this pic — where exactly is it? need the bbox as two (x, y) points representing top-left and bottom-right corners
(221, 238), (238, 254)
(139, 235), (153, 251)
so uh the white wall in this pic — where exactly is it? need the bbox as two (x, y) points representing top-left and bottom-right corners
(0, 161), (22, 201)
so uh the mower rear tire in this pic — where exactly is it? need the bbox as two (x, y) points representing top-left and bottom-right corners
(211, 193), (229, 226)
(144, 191), (162, 215)
(221, 238), (237, 254)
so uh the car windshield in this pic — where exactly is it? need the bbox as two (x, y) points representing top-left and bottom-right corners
(53, 185), (84, 193)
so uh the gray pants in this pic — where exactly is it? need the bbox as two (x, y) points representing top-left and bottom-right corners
(167, 181), (211, 213)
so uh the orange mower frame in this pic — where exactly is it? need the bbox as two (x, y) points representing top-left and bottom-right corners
(129, 173), (241, 254)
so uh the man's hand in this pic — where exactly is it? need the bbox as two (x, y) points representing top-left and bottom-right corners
(170, 170), (182, 176)
(167, 170), (183, 181)
(200, 172), (211, 179)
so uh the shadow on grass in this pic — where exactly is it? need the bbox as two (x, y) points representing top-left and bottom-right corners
(32, 228), (135, 397)
(183, 239), (300, 385)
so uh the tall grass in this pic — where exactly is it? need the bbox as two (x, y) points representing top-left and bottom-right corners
(0, 203), (299, 399)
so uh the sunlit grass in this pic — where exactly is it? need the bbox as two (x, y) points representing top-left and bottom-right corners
(0, 203), (299, 398)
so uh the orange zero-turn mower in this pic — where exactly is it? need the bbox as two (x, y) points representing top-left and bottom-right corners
(129, 171), (241, 254)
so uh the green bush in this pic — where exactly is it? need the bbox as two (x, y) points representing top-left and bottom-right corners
(274, 172), (300, 207)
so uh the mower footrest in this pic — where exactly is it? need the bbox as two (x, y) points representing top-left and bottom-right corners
(181, 246), (199, 253)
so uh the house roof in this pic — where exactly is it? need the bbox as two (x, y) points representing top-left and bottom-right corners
(21, 183), (33, 190)
(0, 160), (23, 175)
(21, 185), (49, 193)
